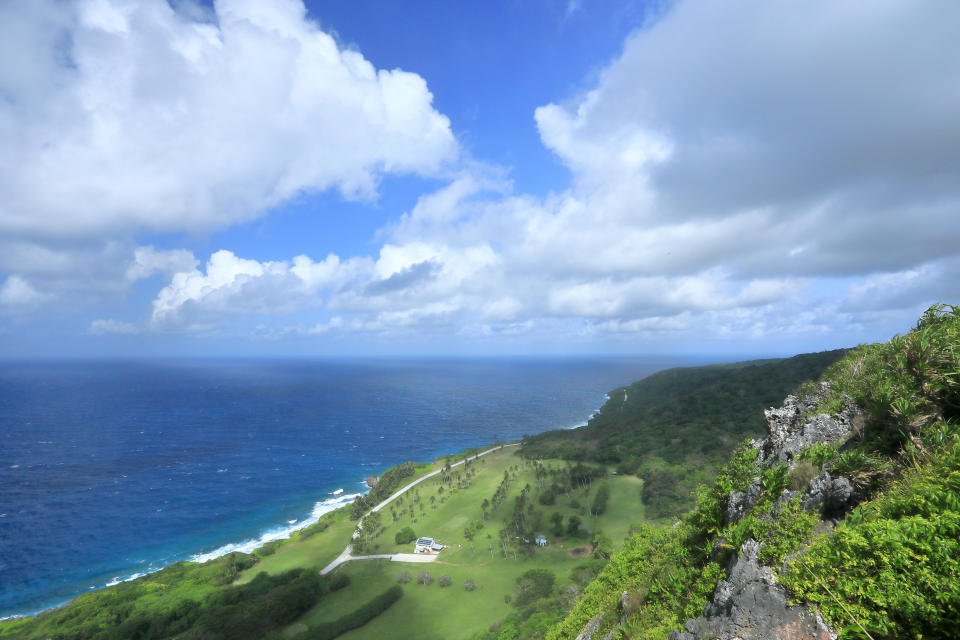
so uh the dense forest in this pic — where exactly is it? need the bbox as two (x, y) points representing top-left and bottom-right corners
(523, 349), (847, 517)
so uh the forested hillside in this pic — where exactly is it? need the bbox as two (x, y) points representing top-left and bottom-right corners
(547, 304), (960, 640)
(523, 350), (847, 517)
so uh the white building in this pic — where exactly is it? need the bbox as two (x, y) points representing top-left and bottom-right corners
(414, 537), (444, 553)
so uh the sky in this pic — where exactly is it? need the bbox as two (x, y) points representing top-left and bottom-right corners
(1, 0), (959, 358)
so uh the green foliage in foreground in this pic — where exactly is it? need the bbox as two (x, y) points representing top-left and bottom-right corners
(524, 349), (847, 518)
(818, 303), (960, 453)
(548, 304), (960, 640)
(781, 423), (960, 639)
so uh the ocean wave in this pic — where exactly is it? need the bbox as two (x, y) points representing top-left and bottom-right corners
(564, 395), (607, 430)
(189, 491), (364, 563)
(104, 570), (154, 588)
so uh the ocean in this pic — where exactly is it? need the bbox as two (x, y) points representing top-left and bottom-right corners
(0, 357), (686, 618)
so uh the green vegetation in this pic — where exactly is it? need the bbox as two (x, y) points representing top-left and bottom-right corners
(283, 447), (647, 640)
(547, 304), (960, 640)
(524, 349), (847, 518)
(349, 461), (433, 520)
(393, 527), (416, 544)
(8, 307), (958, 640)
(294, 586), (403, 640)
(0, 558), (350, 640)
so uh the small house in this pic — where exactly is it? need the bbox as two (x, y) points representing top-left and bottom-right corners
(535, 535), (547, 547)
(414, 537), (444, 553)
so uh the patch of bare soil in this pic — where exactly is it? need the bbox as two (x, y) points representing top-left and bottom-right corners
(568, 545), (593, 558)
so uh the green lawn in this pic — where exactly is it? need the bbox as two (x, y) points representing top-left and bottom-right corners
(282, 447), (649, 640)
(235, 512), (356, 584)
(236, 460), (442, 583)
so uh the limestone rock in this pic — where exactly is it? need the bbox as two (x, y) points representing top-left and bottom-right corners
(726, 476), (763, 525)
(673, 540), (835, 640)
(758, 383), (862, 466)
(575, 613), (604, 640)
(806, 472), (854, 518)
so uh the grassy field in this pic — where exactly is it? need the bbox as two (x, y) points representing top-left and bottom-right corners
(235, 460), (440, 584)
(282, 446), (646, 640)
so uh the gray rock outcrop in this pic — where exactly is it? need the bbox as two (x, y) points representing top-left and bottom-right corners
(669, 540), (835, 640)
(757, 383), (862, 466)
(806, 471), (854, 518)
(726, 476), (763, 525)
(574, 613), (604, 640)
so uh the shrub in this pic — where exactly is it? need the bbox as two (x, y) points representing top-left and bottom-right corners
(590, 485), (610, 516)
(464, 579), (476, 591)
(304, 585), (403, 640)
(394, 527), (417, 545)
(417, 571), (433, 586)
(538, 491), (555, 506)
(569, 561), (604, 587)
(514, 569), (556, 607)
(438, 575), (452, 587)
(787, 461), (818, 491)
(395, 571), (411, 584)
(566, 515), (582, 536)
(781, 432), (960, 639)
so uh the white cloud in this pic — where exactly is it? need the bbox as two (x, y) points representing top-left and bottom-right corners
(0, 0), (456, 239)
(6, 0), (960, 350)
(126, 246), (198, 281)
(0, 276), (46, 306)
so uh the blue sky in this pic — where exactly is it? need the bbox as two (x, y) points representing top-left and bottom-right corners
(1, 0), (959, 357)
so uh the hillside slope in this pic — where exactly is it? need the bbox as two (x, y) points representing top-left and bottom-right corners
(523, 350), (847, 518)
(548, 304), (960, 640)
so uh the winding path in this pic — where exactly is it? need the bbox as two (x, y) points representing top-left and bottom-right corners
(320, 443), (519, 575)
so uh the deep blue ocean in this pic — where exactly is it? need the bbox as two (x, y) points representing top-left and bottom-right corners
(0, 357), (690, 618)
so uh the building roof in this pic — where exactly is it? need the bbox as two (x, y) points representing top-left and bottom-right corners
(416, 537), (434, 546)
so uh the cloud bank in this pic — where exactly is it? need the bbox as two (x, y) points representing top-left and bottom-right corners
(3, 0), (960, 351)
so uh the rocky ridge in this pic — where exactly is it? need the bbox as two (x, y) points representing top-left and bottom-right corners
(668, 382), (864, 640)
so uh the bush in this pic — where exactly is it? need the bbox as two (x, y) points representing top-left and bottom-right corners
(395, 571), (411, 584)
(394, 527), (417, 545)
(464, 579), (476, 591)
(781, 432), (960, 639)
(787, 461), (818, 491)
(303, 585), (403, 640)
(417, 571), (433, 586)
(591, 485), (610, 516)
(566, 515), (582, 536)
(514, 569), (556, 607)
(438, 575), (452, 587)
(538, 491), (555, 506)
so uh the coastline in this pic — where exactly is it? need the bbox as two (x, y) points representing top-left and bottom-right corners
(0, 442), (522, 622)
(2, 393), (609, 622)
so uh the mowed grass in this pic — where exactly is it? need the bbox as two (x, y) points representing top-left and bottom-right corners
(235, 460), (442, 584)
(282, 447), (647, 640)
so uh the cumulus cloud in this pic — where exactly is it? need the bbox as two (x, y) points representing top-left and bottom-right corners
(534, 0), (960, 277)
(7, 0), (960, 349)
(150, 250), (358, 327)
(0, 0), (455, 237)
